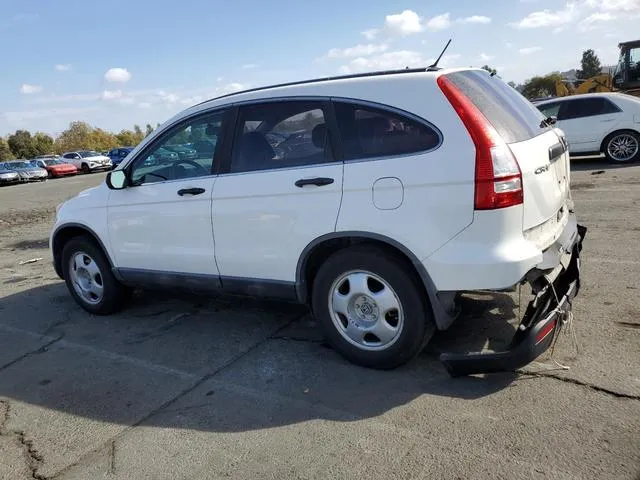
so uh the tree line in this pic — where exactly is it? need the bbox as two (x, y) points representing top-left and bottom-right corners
(0, 121), (159, 161)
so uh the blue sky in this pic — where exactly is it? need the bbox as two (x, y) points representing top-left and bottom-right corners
(1, 0), (638, 136)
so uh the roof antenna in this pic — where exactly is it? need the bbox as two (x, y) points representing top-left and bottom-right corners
(426, 38), (452, 72)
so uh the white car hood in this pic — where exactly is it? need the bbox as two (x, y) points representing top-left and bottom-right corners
(84, 155), (111, 162)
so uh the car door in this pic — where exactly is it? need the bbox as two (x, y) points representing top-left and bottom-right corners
(107, 109), (229, 285)
(211, 100), (343, 290)
(556, 97), (623, 153)
(63, 152), (81, 168)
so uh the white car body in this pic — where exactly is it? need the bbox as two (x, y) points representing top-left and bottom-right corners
(534, 93), (640, 157)
(61, 151), (112, 172)
(50, 67), (585, 372)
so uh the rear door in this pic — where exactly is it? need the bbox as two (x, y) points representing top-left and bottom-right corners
(211, 100), (343, 284)
(556, 97), (623, 153)
(443, 70), (569, 231)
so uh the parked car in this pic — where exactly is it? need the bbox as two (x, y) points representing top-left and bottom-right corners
(50, 67), (585, 375)
(0, 163), (20, 185)
(534, 93), (640, 163)
(144, 147), (179, 165)
(1, 160), (48, 182)
(30, 158), (78, 178)
(61, 151), (112, 173)
(107, 147), (135, 169)
(164, 144), (197, 161)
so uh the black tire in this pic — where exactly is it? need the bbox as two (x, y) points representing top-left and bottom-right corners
(81, 163), (90, 174)
(61, 235), (128, 315)
(311, 245), (435, 369)
(603, 130), (640, 164)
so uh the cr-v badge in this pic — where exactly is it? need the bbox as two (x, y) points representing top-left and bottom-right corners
(534, 164), (550, 175)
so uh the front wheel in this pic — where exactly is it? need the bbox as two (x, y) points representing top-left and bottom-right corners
(312, 246), (435, 369)
(604, 131), (640, 163)
(81, 163), (91, 174)
(61, 236), (128, 315)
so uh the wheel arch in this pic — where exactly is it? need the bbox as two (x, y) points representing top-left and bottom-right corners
(51, 223), (117, 280)
(295, 232), (457, 330)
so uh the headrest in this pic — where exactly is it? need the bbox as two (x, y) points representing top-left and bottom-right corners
(311, 123), (327, 148)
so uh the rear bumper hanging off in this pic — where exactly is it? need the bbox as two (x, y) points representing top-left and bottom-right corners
(440, 224), (587, 377)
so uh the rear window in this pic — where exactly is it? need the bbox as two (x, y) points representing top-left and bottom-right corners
(444, 70), (549, 143)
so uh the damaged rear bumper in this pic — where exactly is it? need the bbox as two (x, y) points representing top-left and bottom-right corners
(440, 221), (586, 377)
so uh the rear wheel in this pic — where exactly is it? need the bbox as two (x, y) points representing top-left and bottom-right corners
(312, 246), (435, 369)
(81, 163), (90, 174)
(604, 131), (640, 163)
(61, 236), (128, 315)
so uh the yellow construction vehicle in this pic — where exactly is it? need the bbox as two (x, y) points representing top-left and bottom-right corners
(555, 40), (640, 97)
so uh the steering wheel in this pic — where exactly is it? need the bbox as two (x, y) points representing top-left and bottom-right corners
(171, 159), (209, 177)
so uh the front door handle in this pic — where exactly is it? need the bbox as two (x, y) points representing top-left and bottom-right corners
(295, 177), (334, 188)
(177, 187), (205, 196)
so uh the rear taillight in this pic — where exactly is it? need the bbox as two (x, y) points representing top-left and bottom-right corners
(437, 75), (523, 210)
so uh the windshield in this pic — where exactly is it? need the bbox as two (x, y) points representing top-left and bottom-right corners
(79, 151), (101, 158)
(44, 159), (62, 166)
(7, 161), (32, 169)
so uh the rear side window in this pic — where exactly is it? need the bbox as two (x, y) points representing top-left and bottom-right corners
(334, 102), (440, 160)
(537, 102), (561, 118)
(559, 98), (621, 120)
(444, 70), (548, 143)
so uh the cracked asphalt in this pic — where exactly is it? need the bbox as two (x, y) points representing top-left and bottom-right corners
(0, 162), (639, 480)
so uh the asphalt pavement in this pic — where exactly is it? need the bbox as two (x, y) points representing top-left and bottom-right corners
(0, 163), (638, 479)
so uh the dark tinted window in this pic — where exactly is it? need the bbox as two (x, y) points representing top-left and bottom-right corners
(334, 102), (440, 160)
(230, 101), (331, 173)
(445, 70), (548, 143)
(559, 97), (621, 120)
(63, 153), (74, 159)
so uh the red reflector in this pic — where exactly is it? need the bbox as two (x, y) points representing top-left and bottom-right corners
(535, 319), (557, 344)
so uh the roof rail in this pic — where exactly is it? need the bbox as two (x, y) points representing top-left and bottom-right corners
(192, 66), (436, 108)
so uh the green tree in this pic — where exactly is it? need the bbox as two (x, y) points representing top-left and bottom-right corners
(577, 49), (602, 79)
(54, 121), (93, 153)
(32, 132), (54, 156)
(7, 130), (37, 158)
(0, 138), (13, 161)
(481, 65), (497, 76)
(520, 73), (564, 100)
(115, 129), (139, 147)
(90, 128), (118, 151)
(145, 124), (154, 137)
(133, 125), (144, 144)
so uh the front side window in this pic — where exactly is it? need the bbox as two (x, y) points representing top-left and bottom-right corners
(334, 102), (440, 160)
(130, 111), (224, 185)
(230, 101), (331, 173)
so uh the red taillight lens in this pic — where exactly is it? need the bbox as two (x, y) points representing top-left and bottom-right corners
(437, 75), (523, 210)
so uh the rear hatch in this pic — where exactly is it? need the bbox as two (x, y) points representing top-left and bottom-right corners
(442, 70), (569, 234)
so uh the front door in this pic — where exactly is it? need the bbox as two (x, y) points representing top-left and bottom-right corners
(212, 100), (343, 286)
(108, 110), (227, 283)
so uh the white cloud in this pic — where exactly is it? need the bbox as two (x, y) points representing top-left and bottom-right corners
(104, 67), (131, 83)
(511, 3), (578, 28)
(101, 90), (123, 100)
(385, 10), (423, 35)
(118, 97), (134, 106)
(585, 0), (640, 11)
(361, 28), (379, 40)
(426, 13), (451, 31)
(324, 43), (389, 59)
(458, 15), (492, 24)
(479, 52), (494, 61)
(19, 84), (43, 94)
(138, 102), (151, 109)
(339, 51), (426, 74)
(579, 11), (616, 30)
(214, 82), (248, 96)
(55, 64), (71, 71)
(519, 46), (543, 54)
(241, 63), (258, 69)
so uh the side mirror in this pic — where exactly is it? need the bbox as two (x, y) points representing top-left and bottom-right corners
(549, 115), (558, 124)
(106, 170), (127, 190)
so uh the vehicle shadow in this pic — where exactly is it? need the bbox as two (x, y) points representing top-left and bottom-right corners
(570, 156), (638, 171)
(0, 282), (520, 434)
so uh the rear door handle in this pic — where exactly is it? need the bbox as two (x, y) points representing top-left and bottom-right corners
(295, 177), (334, 188)
(177, 187), (205, 196)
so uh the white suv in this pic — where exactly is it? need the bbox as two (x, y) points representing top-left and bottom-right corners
(50, 67), (585, 375)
